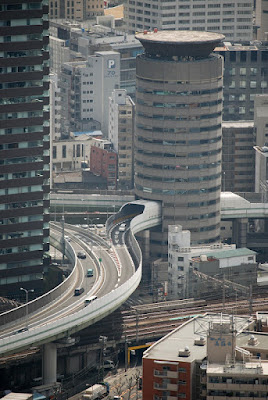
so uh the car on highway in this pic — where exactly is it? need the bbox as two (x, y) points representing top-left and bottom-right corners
(84, 295), (97, 306)
(12, 327), (28, 335)
(77, 251), (86, 259)
(86, 268), (93, 277)
(115, 230), (119, 235)
(103, 360), (115, 369)
(119, 223), (126, 232)
(74, 287), (84, 296)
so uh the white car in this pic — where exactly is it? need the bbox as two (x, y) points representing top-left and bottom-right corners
(119, 224), (126, 232)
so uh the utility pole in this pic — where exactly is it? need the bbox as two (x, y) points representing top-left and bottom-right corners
(20, 287), (34, 329)
(135, 310), (139, 343)
(99, 335), (107, 381)
(125, 333), (128, 372)
(249, 284), (253, 315)
(60, 215), (65, 266)
(222, 274), (225, 311)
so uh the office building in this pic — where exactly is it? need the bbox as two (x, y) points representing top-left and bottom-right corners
(254, 95), (268, 198)
(59, 51), (120, 138)
(214, 42), (268, 121)
(135, 30), (224, 254)
(254, 94), (268, 148)
(256, 0), (268, 41)
(125, 0), (254, 41)
(49, 0), (104, 20)
(50, 21), (143, 98)
(52, 134), (93, 172)
(0, 1), (50, 297)
(109, 89), (135, 190)
(49, 36), (71, 75)
(222, 122), (255, 193)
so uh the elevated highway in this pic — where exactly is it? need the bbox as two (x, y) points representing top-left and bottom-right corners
(1, 191), (268, 383)
(0, 200), (161, 384)
(51, 191), (268, 221)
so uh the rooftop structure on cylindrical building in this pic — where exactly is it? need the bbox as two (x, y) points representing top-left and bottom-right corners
(135, 30), (225, 58)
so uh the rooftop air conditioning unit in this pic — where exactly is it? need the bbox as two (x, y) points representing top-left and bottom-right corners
(179, 346), (190, 357)
(194, 336), (206, 346)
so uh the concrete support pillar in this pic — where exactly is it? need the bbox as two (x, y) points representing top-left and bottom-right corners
(232, 218), (248, 248)
(43, 343), (57, 384)
(137, 230), (150, 263)
(264, 218), (268, 233)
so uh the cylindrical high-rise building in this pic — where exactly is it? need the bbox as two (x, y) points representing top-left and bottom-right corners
(135, 31), (224, 256)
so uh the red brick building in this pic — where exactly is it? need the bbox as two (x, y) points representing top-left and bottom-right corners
(90, 143), (117, 189)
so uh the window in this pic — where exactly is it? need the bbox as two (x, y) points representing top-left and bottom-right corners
(76, 144), (81, 157)
(62, 145), (66, 158)
(240, 51), (247, 62)
(178, 257), (184, 261)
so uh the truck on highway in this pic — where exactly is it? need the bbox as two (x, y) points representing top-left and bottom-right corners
(83, 382), (109, 400)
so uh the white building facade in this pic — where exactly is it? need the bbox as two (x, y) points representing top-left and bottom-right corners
(59, 51), (120, 137)
(89, 51), (120, 137)
(168, 225), (256, 300)
(109, 89), (135, 189)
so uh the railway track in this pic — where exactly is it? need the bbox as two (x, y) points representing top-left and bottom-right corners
(2, 295), (268, 364)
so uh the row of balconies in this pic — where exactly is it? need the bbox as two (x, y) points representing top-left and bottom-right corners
(153, 396), (177, 400)
(207, 397), (267, 400)
(207, 382), (268, 391)
(154, 383), (178, 391)
(154, 370), (178, 378)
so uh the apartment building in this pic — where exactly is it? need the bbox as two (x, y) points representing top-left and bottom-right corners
(109, 89), (135, 190)
(50, 73), (61, 141)
(142, 313), (255, 400)
(125, 0), (253, 41)
(90, 138), (117, 188)
(205, 325), (268, 400)
(0, 0), (50, 297)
